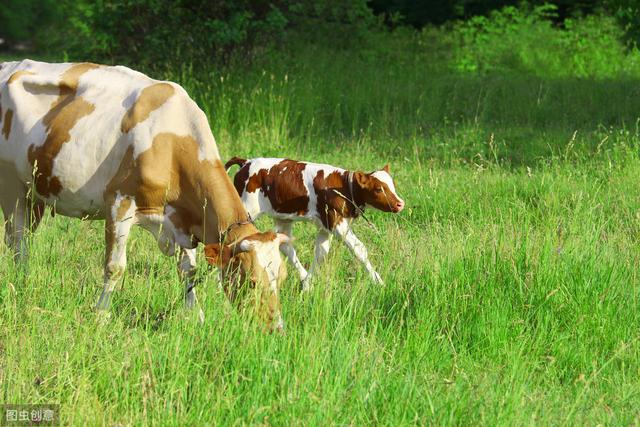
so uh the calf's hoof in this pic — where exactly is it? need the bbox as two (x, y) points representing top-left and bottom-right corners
(372, 272), (384, 286)
(300, 276), (313, 293)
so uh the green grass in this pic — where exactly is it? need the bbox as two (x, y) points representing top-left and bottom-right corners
(3, 24), (640, 424)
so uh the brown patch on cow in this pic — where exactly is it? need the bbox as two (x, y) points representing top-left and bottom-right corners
(312, 169), (356, 229)
(121, 83), (175, 133)
(244, 231), (278, 243)
(7, 70), (35, 85)
(2, 109), (12, 140)
(116, 198), (132, 220)
(26, 63), (99, 198)
(106, 132), (256, 245)
(245, 160), (310, 216)
(58, 63), (99, 92)
(28, 97), (95, 197)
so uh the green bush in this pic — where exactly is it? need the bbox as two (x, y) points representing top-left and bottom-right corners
(40, 0), (374, 66)
(450, 3), (640, 78)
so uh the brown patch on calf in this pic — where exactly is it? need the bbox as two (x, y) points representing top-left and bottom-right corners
(7, 70), (35, 85)
(246, 160), (310, 216)
(121, 83), (175, 133)
(26, 63), (99, 197)
(312, 169), (354, 229)
(353, 171), (402, 212)
(232, 161), (251, 195)
(2, 109), (12, 140)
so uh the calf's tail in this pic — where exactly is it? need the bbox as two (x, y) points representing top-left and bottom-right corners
(225, 156), (247, 171)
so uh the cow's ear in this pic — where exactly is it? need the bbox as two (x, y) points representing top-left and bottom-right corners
(276, 233), (291, 245)
(237, 238), (256, 253)
(204, 243), (233, 266)
(382, 164), (390, 173)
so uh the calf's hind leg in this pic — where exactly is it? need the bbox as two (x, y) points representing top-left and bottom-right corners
(274, 219), (309, 282)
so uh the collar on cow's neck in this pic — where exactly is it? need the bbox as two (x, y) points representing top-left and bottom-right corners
(220, 215), (255, 245)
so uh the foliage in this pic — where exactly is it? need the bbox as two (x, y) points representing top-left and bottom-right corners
(0, 0), (63, 48)
(26, 0), (374, 65)
(449, 3), (640, 78)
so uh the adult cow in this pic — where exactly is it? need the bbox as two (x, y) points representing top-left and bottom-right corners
(0, 59), (288, 330)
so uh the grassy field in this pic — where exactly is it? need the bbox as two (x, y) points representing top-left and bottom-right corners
(2, 27), (640, 425)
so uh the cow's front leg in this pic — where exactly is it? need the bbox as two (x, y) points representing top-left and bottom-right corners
(274, 220), (308, 281)
(301, 230), (333, 292)
(96, 196), (135, 315)
(334, 220), (383, 285)
(178, 247), (205, 324)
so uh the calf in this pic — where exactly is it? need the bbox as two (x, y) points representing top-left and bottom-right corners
(225, 157), (404, 290)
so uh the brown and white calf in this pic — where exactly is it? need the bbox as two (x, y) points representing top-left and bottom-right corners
(0, 59), (288, 330)
(225, 157), (404, 290)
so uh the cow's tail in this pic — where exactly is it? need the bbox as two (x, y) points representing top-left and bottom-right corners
(225, 156), (247, 171)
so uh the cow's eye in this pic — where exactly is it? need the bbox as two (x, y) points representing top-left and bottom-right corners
(374, 188), (383, 193)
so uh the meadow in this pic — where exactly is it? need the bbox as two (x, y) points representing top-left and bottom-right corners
(2, 7), (640, 425)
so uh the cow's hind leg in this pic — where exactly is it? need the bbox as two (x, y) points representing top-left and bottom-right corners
(274, 219), (308, 282)
(179, 247), (205, 323)
(96, 195), (136, 314)
(0, 172), (43, 263)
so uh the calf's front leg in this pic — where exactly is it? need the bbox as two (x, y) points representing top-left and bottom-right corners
(334, 220), (383, 285)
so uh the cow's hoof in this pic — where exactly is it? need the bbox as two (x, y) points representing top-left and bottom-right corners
(95, 309), (112, 325)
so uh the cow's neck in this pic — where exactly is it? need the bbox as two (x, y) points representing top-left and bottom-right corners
(199, 159), (258, 245)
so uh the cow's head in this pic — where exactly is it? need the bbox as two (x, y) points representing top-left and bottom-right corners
(204, 231), (289, 330)
(354, 165), (404, 213)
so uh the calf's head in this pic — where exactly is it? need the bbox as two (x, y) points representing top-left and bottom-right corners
(204, 231), (289, 330)
(354, 165), (404, 213)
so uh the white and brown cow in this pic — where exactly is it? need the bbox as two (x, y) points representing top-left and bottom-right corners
(225, 157), (404, 290)
(0, 59), (288, 330)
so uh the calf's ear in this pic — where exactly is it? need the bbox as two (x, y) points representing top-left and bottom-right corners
(382, 164), (390, 173)
(354, 171), (368, 187)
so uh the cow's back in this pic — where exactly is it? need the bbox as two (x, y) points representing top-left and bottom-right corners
(0, 59), (219, 218)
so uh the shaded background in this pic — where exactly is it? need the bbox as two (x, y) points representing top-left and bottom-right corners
(2, 0), (640, 67)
